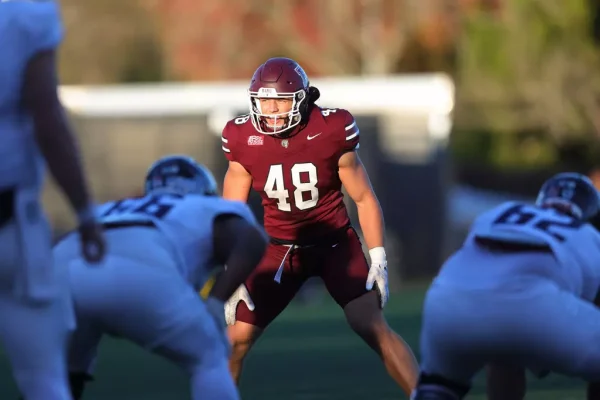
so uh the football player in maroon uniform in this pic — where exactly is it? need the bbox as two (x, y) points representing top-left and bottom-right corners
(220, 57), (419, 395)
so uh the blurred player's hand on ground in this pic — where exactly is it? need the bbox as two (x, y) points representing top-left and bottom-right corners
(225, 284), (254, 326)
(78, 221), (106, 264)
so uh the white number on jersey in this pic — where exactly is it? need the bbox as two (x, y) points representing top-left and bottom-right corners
(264, 163), (319, 212)
(320, 108), (337, 117)
(100, 194), (182, 220)
(492, 204), (582, 242)
(264, 165), (291, 212)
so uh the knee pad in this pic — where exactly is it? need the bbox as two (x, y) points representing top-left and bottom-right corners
(411, 372), (470, 400)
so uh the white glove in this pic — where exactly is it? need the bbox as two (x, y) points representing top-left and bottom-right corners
(224, 284), (255, 326)
(205, 296), (230, 356)
(366, 247), (389, 308)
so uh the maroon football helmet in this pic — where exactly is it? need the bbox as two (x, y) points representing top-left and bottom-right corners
(248, 57), (317, 135)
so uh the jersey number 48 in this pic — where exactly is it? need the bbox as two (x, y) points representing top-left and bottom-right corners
(264, 163), (318, 212)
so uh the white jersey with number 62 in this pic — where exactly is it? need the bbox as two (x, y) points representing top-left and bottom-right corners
(457, 201), (600, 301)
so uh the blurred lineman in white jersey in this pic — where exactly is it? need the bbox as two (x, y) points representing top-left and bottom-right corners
(53, 155), (267, 400)
(412, 173), (600, 400)
(0, 1), (105, 399)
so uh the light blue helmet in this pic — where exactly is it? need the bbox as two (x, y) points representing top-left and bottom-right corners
(535, 172), (600, 220)
(144, 155), (218, 196)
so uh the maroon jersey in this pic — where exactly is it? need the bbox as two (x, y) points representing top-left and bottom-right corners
(221, 106), (360, 242)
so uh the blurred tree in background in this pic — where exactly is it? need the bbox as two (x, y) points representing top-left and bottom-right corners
(59, 0), (163, 84)
(58, 0), (457, 82)
(56, 0), (600, 176)
(453, 0), (600, 172)
(151, 0), (458, 79)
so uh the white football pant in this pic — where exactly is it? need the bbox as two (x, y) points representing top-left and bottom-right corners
(420, 244), (600, 385)
(58, 227), (238, 400)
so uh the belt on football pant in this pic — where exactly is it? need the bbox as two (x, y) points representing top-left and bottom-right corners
(54, 220), (157, 247)
(102, 220), (156, 230)
(474, 236), (553, 254)
(271, 225), (352, 283)
(269, 223), (351, 247)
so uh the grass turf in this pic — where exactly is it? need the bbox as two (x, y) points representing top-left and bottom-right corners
(0, 284), (586, 399)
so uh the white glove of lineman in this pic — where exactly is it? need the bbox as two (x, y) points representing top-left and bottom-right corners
(204, 296), (231, 355)
(224, 284), (255, 326)
(366, 247), (389, 308)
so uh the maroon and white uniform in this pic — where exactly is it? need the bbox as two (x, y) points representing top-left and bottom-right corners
(222, 107), (369, 327)
(222, 58), (370, 328)
(222, 106), (359, 242)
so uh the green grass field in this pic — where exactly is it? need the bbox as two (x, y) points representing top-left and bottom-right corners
(0, 284), (587, 399)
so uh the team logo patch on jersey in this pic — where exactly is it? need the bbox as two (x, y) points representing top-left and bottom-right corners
(248, 135), (264, 146)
